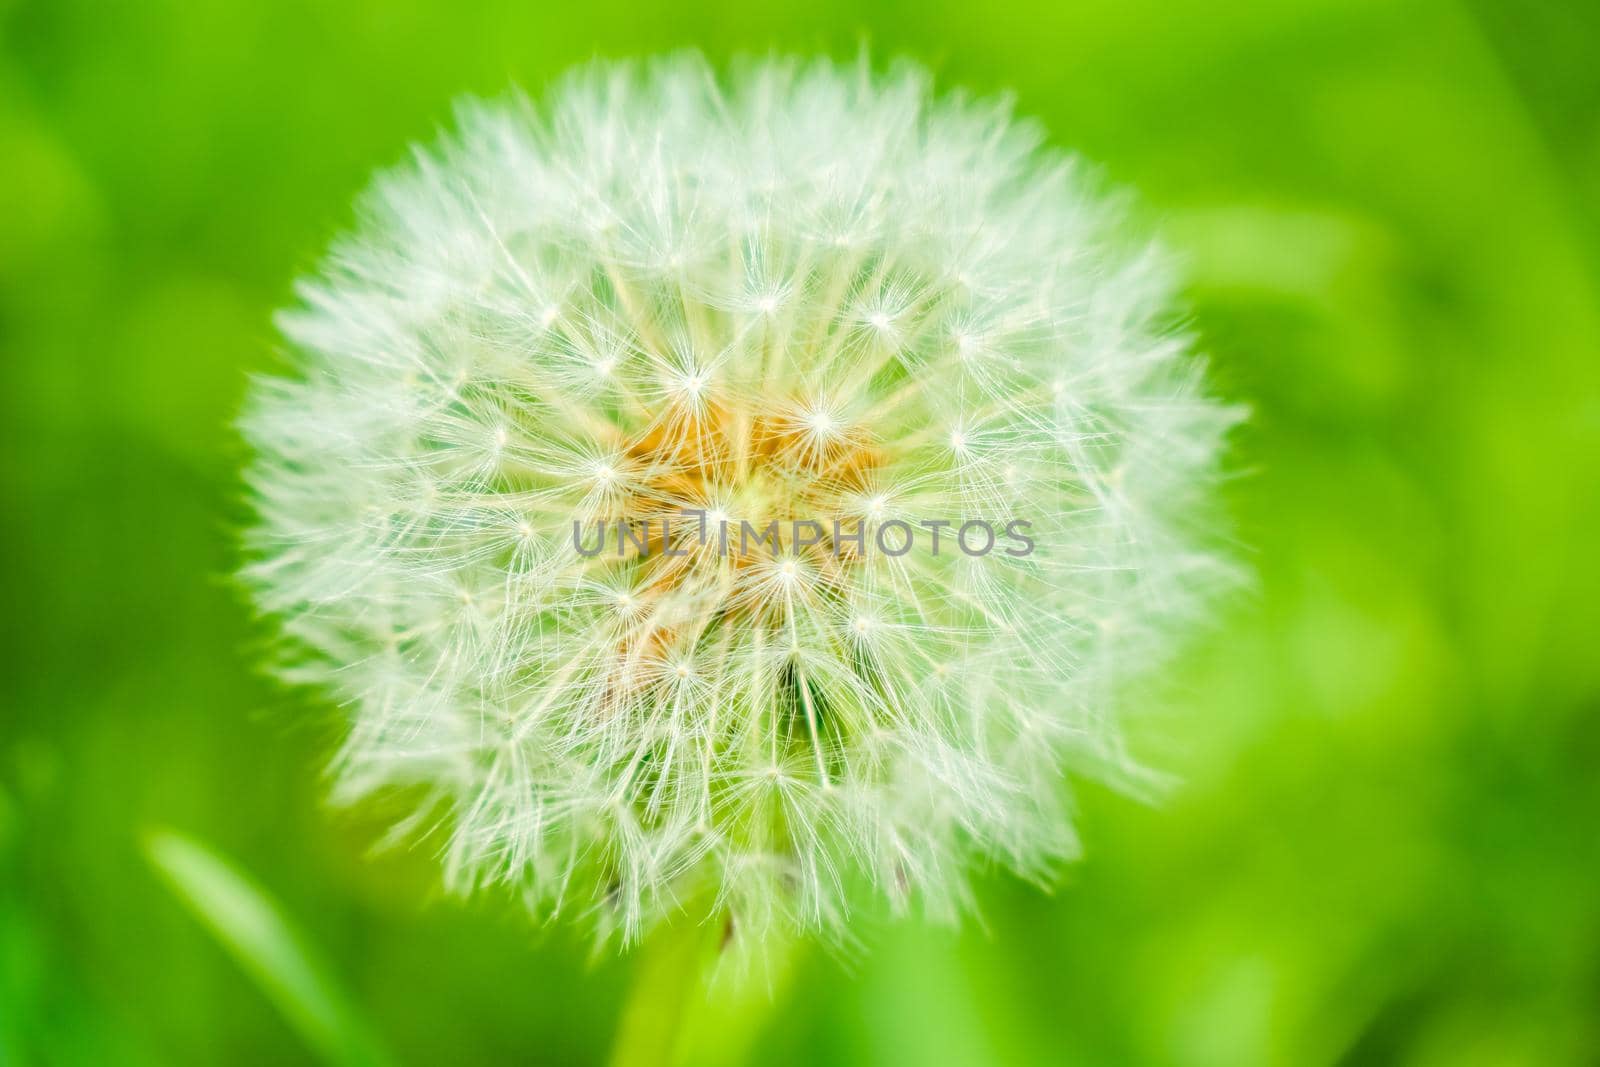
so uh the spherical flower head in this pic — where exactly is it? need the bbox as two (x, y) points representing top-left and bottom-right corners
(242, 54), (1238, 945)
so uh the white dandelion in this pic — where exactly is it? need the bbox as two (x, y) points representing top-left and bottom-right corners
(242, 54), (1238, 946)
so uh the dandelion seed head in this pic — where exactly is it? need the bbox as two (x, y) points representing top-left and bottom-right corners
(241, 54), (1238, 946)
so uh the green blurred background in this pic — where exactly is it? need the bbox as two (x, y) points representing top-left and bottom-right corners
(4, 0), (1599, 1063)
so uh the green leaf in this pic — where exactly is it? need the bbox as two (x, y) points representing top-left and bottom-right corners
(143, 827), (392, 1067)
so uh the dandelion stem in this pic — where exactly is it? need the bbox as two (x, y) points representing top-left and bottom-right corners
(608, 916), (798, 1067)
(608, 920), (705, 1067)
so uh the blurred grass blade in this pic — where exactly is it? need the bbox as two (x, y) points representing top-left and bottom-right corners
(143, 828), (392, 1067)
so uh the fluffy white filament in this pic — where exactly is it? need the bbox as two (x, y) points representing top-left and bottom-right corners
(242, 55), (1237, 944)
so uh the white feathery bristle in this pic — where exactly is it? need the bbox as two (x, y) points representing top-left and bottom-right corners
(242, 54), (1238, 945)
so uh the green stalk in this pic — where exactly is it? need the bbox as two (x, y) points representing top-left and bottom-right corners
(608, 916), (799, 1067)
(608, 919), (707, 1067)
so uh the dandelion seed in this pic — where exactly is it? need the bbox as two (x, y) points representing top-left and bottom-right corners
(241, 54), (1238, 947)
